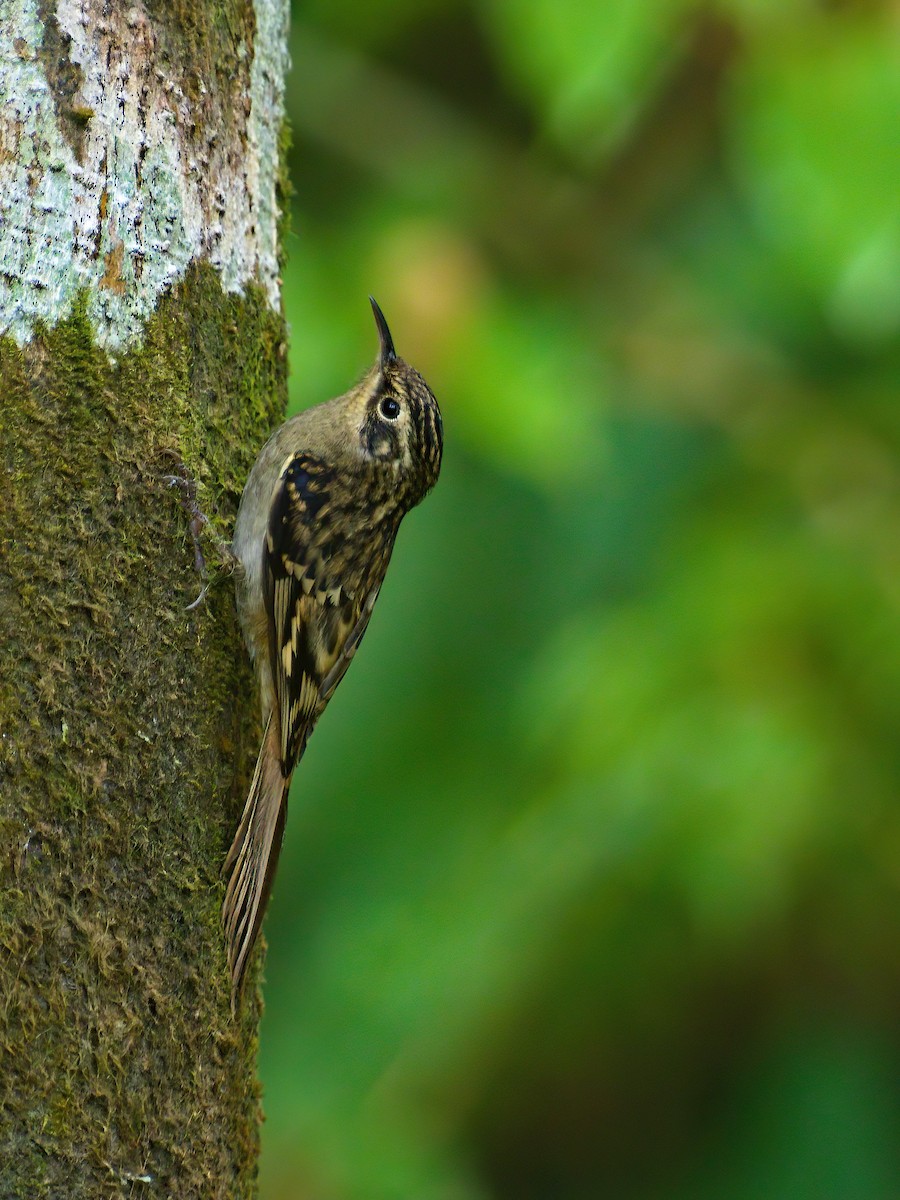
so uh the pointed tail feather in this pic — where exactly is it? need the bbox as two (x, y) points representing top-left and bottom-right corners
(222, 716), (289, 1011)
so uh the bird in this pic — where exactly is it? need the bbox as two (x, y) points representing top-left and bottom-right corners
(222, 297), (443, 1008)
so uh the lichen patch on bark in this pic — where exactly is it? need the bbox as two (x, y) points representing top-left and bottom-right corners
(0, 0), (290, 354)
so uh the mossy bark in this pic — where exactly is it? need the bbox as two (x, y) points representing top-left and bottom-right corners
(0, 2), (289, 1194)
(0, 268), (286, 1197)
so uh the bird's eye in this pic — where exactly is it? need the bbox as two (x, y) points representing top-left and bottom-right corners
(379, 397), (401, 420)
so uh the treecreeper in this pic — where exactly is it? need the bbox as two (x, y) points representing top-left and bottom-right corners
(223, 299), (443, 1008)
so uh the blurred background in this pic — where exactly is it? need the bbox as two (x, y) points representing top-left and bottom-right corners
(260, 2), (900, 1196)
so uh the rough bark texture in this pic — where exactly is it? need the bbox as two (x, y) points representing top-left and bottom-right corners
(0, 2), (289, 1196)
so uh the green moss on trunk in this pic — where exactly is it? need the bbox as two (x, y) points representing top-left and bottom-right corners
(0, 263), (286, 1197)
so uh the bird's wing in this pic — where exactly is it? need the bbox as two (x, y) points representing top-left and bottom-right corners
(263, 452), (377, 772)
(316, 584), (380, 713)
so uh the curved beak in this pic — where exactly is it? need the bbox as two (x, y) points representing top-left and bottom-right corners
(369, 296), (397, 366)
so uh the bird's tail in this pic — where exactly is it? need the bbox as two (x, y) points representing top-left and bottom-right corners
(222, 716), (289, 1011)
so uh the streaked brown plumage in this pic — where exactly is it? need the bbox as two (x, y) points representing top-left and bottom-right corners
(223, 298), (443, 1007)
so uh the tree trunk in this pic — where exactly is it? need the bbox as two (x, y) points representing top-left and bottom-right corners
(0, 2), (289, 1195)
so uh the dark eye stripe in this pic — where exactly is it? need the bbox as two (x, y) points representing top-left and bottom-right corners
(364, 411), (400, 459)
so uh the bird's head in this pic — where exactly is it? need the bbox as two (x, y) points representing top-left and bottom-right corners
(349, 297), (443, 505)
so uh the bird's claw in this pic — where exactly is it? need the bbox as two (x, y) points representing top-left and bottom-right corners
(185, 581), (211, 611)
(160, 457), (219, 608)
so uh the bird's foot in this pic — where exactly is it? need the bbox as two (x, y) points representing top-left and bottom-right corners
(161, 454), (236, 609)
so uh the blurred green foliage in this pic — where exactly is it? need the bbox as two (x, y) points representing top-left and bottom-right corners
(260, 2), (900, 1196)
